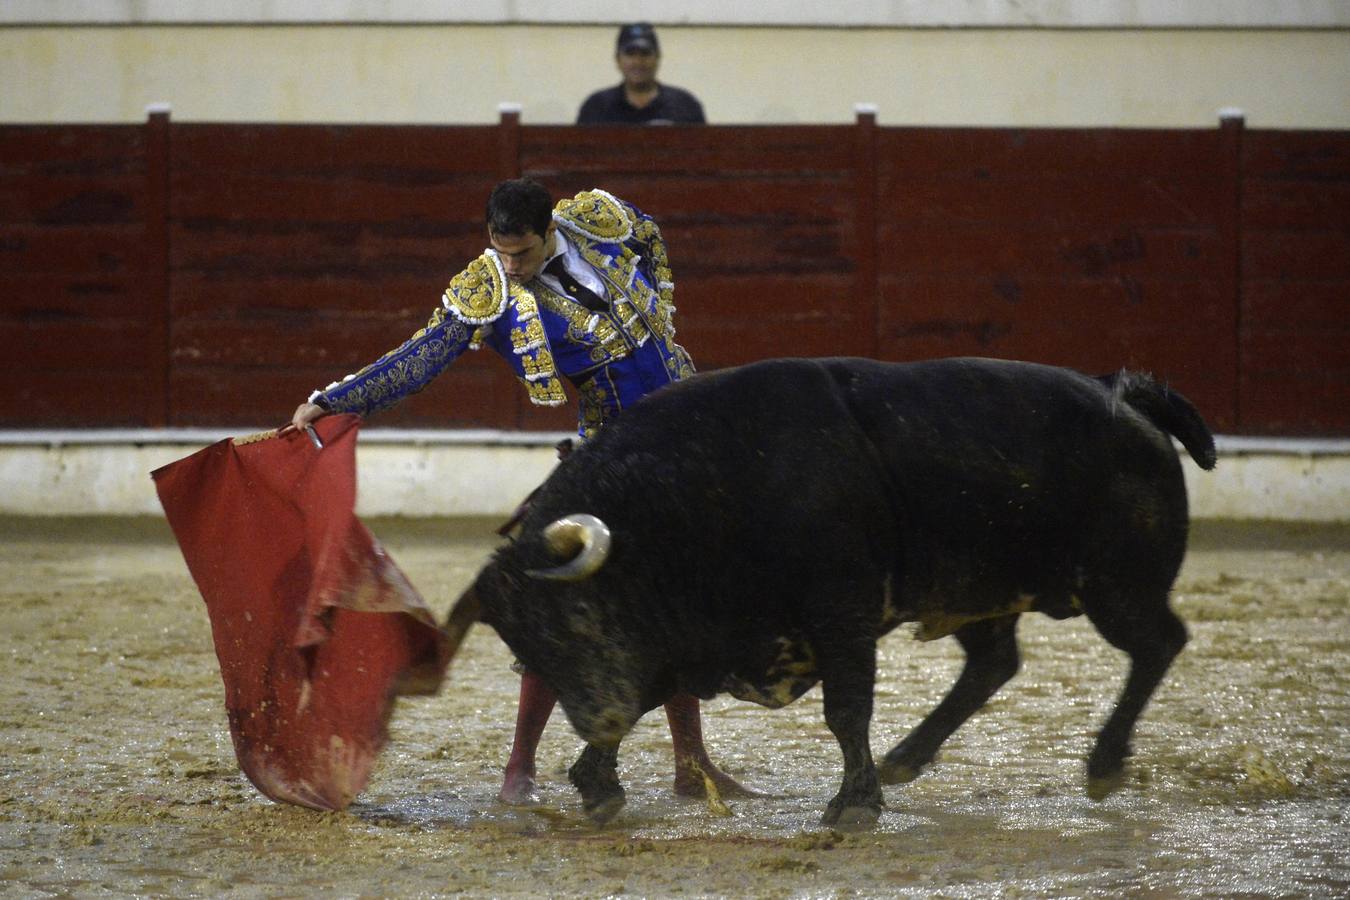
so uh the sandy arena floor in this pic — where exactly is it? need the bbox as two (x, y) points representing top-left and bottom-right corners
(1, 516), (1347, 898)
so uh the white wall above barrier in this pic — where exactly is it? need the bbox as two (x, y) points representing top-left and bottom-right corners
(3, 1), (1348, 28)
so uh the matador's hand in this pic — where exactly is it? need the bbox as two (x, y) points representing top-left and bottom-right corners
(279, 402), (327, 436)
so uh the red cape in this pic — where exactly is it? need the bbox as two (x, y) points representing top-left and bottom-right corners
(152, 415), (449, 810)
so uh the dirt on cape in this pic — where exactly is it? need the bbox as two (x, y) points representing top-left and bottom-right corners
(1, 517), (1347, 897)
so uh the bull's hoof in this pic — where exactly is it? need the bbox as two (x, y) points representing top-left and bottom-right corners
(568, 744), (625, 824)
(1087, 743), (1130, 800)
(1086, 769), (1126, 801)
(583, 791), (627, 825)
(822, 784), (883, 829)
(877, 759), (922, 785)
(879, 744), (936, 785)
(821, 801), (882, 830)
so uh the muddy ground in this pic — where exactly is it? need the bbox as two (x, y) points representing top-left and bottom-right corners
(0, 516), (1347, 898)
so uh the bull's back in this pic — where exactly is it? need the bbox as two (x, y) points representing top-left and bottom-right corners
(823, 357), (1192, 608)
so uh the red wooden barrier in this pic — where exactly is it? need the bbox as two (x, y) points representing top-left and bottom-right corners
(163, 122), (514, 429)
(874, 125), (1240, 431)
(1, 111), (1346, 435)
(1240, 129), (1350, 434)
(0, 125), (155, 427)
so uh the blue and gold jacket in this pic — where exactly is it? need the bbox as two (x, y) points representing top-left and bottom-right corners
(310, 190), (695, 438)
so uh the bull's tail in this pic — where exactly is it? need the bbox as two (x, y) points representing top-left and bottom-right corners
(1099, 370), (1218, 470)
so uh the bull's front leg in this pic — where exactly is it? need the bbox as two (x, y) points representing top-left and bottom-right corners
(567, 743), (625, 824)
(818, 637), (884, 827)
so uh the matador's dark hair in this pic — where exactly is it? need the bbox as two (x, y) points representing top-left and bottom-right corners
(486, 178), (554, 238)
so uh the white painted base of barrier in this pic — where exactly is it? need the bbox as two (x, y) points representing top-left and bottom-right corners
(0, 430), (1345, 522)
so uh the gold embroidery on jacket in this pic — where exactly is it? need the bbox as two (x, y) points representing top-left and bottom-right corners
(524, 377), (567, 406)
(534, 280), (629, 364)
(521, 347), (557, 380)
(577, 377), (611, 440)
(517, 190), (686, 413)
(444, 254), (508, 324)
(320, 307), (463, 415)
(556, 190), (632, 243)
(506, 286), (567, 405)
(510, 316), (548, 354)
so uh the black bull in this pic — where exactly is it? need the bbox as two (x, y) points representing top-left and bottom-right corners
(440, 357), (1217, 826)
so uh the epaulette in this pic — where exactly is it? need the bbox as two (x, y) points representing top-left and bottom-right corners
(555, 189), (633, 244)
(443, 253), (509, 325)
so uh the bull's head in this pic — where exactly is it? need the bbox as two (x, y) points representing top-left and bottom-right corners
(437, 512), (613, 676)
(525, 513), (612, 581)
(440, 512), (615, 712)
(439, 510), (642, 749)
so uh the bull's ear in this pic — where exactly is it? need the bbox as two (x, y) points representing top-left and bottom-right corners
(526, 514), (612, 581)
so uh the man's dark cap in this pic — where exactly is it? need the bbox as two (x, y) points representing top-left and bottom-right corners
(616, 22), (659, 54)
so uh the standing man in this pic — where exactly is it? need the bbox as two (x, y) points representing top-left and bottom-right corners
(287, 179), (748, 805)
(577, 23), (706, 125)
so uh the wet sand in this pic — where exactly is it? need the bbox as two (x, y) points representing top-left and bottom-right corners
(1, 516), (1347, 898)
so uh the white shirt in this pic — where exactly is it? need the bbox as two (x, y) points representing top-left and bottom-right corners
(537, 230), (608, 299)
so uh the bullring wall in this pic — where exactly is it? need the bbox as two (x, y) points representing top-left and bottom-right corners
(2, 110), (1346, 436)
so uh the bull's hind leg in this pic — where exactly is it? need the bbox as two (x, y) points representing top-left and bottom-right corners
(567, 743), (625, 824)
(879, 616), (1020, 785)
(1083, 594), (1187, 799)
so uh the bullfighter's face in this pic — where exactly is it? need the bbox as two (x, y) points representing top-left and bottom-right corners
(490, 223), (555, 283)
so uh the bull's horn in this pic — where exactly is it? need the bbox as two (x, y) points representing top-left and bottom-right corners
(526, 513), (612, 581)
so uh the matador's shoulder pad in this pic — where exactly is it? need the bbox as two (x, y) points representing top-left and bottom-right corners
(555, 189), (633, 243)
(444, 252), (509, 325)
